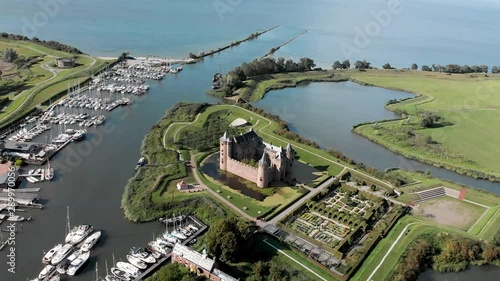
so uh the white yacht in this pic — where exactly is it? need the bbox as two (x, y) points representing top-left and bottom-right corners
(66, 250), (90, 276)
(116, 262), (140, 277)
(110, 268), (132, 281)
(51, 243), (74, 265)
(130, 247), (156, 264)
(38, 264), (56, 280)
(161, 232), (178, 244)
(148, 239), (170, 256)
(72, 129), (86, 142)
(80, 230), (101, 251)
(42, 244), (62, 264)
(126, 254), (147, 270)
(65, 224), (93, 245)
(170, 229), (186, 240)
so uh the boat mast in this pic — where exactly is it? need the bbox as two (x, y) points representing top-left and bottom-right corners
(65, 206), (71, 238)
(105, 260), (109, 275)
(93, 262), (99, 281)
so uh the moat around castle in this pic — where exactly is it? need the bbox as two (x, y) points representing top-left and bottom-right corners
(219, 129), (295, 188)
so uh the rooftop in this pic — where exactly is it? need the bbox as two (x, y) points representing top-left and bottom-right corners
(229, 118), (248, 127)
(172, 243), (215, 271)
(213, 268), (239, 281)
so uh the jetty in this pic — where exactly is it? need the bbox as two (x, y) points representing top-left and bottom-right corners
(129, 215), (207, 280)
(190, 26), (279, 60)
(158, 215), (186, 225)
(262, 29), (310, 59)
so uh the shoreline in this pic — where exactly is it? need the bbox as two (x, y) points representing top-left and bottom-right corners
(221, 69), (500, 184)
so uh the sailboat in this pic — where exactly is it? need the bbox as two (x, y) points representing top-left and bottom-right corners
(170, 213), (186, 240)
(45, 159), (54, 181)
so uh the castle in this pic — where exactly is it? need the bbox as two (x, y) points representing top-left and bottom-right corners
(219, 128), (294, 188)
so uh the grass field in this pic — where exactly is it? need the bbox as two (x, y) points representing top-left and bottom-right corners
(349, 216), (489, 281)
(229, 71), (347, 102)
(413, 196), (486, 230)
(344, 69), (500, 180)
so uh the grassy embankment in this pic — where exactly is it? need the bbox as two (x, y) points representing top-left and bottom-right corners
(121, 103), (240, 225)
(349, 171), (500, 281)
(350, 212), (500, 281)
(343, 69), (500, 182)
(0, 38), (112, 128)
(167, 104), (333, 219)
(209, 70), (347, 101)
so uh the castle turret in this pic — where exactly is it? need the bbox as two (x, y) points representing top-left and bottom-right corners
(286, 143), (294, 176)
(257, 151), (269, 188)
(220, 132), (231, 171)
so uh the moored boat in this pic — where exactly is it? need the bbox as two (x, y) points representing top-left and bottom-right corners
(51, 243), (74, 265)
(116, 261), (140, 277)
(38, 264), (56, 280)
(130, 247), (156, 264)
(65, 224), (93, 245)
(126, 254), (147, 269)
(56, 259), (71, 274)
(66, 250), (90, 276)
(110, 267), (132, 281)
(80, 230), (101, 251)
(42, 244), (62, 264)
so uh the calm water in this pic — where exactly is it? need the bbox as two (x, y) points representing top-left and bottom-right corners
(201, 154), (266, 201)
(418, 265), (500, 281)
(255, 82), (500, 194)
(0, 0), (499, 279)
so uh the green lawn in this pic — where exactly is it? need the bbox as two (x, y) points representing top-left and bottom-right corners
(344, 69), (500, 180)
(232, 71), (347, 102)
(0, 38), (111, 128)
(349, 216), (482, 281)
(260, 235), (339, 281)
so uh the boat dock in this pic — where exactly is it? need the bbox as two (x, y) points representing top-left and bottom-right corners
(1, 187), (40, 193)
(129, 215), (207, 280)
(133, 255), (171, 281)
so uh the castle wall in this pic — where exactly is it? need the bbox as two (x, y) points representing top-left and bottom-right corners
(226, 158), (259, 183)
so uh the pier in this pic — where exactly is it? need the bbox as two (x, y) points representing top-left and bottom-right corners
(129, 215), (207, 280)
(261, 29), (310, 59)
(191, 26), (279, 60)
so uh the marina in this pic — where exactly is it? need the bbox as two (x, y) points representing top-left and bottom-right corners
(103, 215), (207, 281)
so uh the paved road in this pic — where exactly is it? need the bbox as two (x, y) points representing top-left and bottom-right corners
(266, 177), (336, 226)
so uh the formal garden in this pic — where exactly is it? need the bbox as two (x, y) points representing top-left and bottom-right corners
(280, 182), (407, 279)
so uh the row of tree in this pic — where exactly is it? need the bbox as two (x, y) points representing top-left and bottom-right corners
(332, 59), (500, 74)
(421, 64), (489, 74)
(0, 32), (82, 54)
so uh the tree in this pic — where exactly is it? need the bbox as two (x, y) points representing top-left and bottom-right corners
(205, 218), (249, 262)
(299, 57), (315, 71)
(2, 48), (18, 63)
(148, 263), (186, 281)
(383, 63), (393, 70)
(420, 112), (438, 128)
(492, 66), (500, 74)
(461, 65), (471, 73)
(478, 65), (488, 73)
(445, 64), (461, 73)
(341, 59), (351, 69)
(354, 60), (371, 70)
(411, 63), (418, 70)
(332, 60), (342, 69)
(421, 65), (432, 71)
